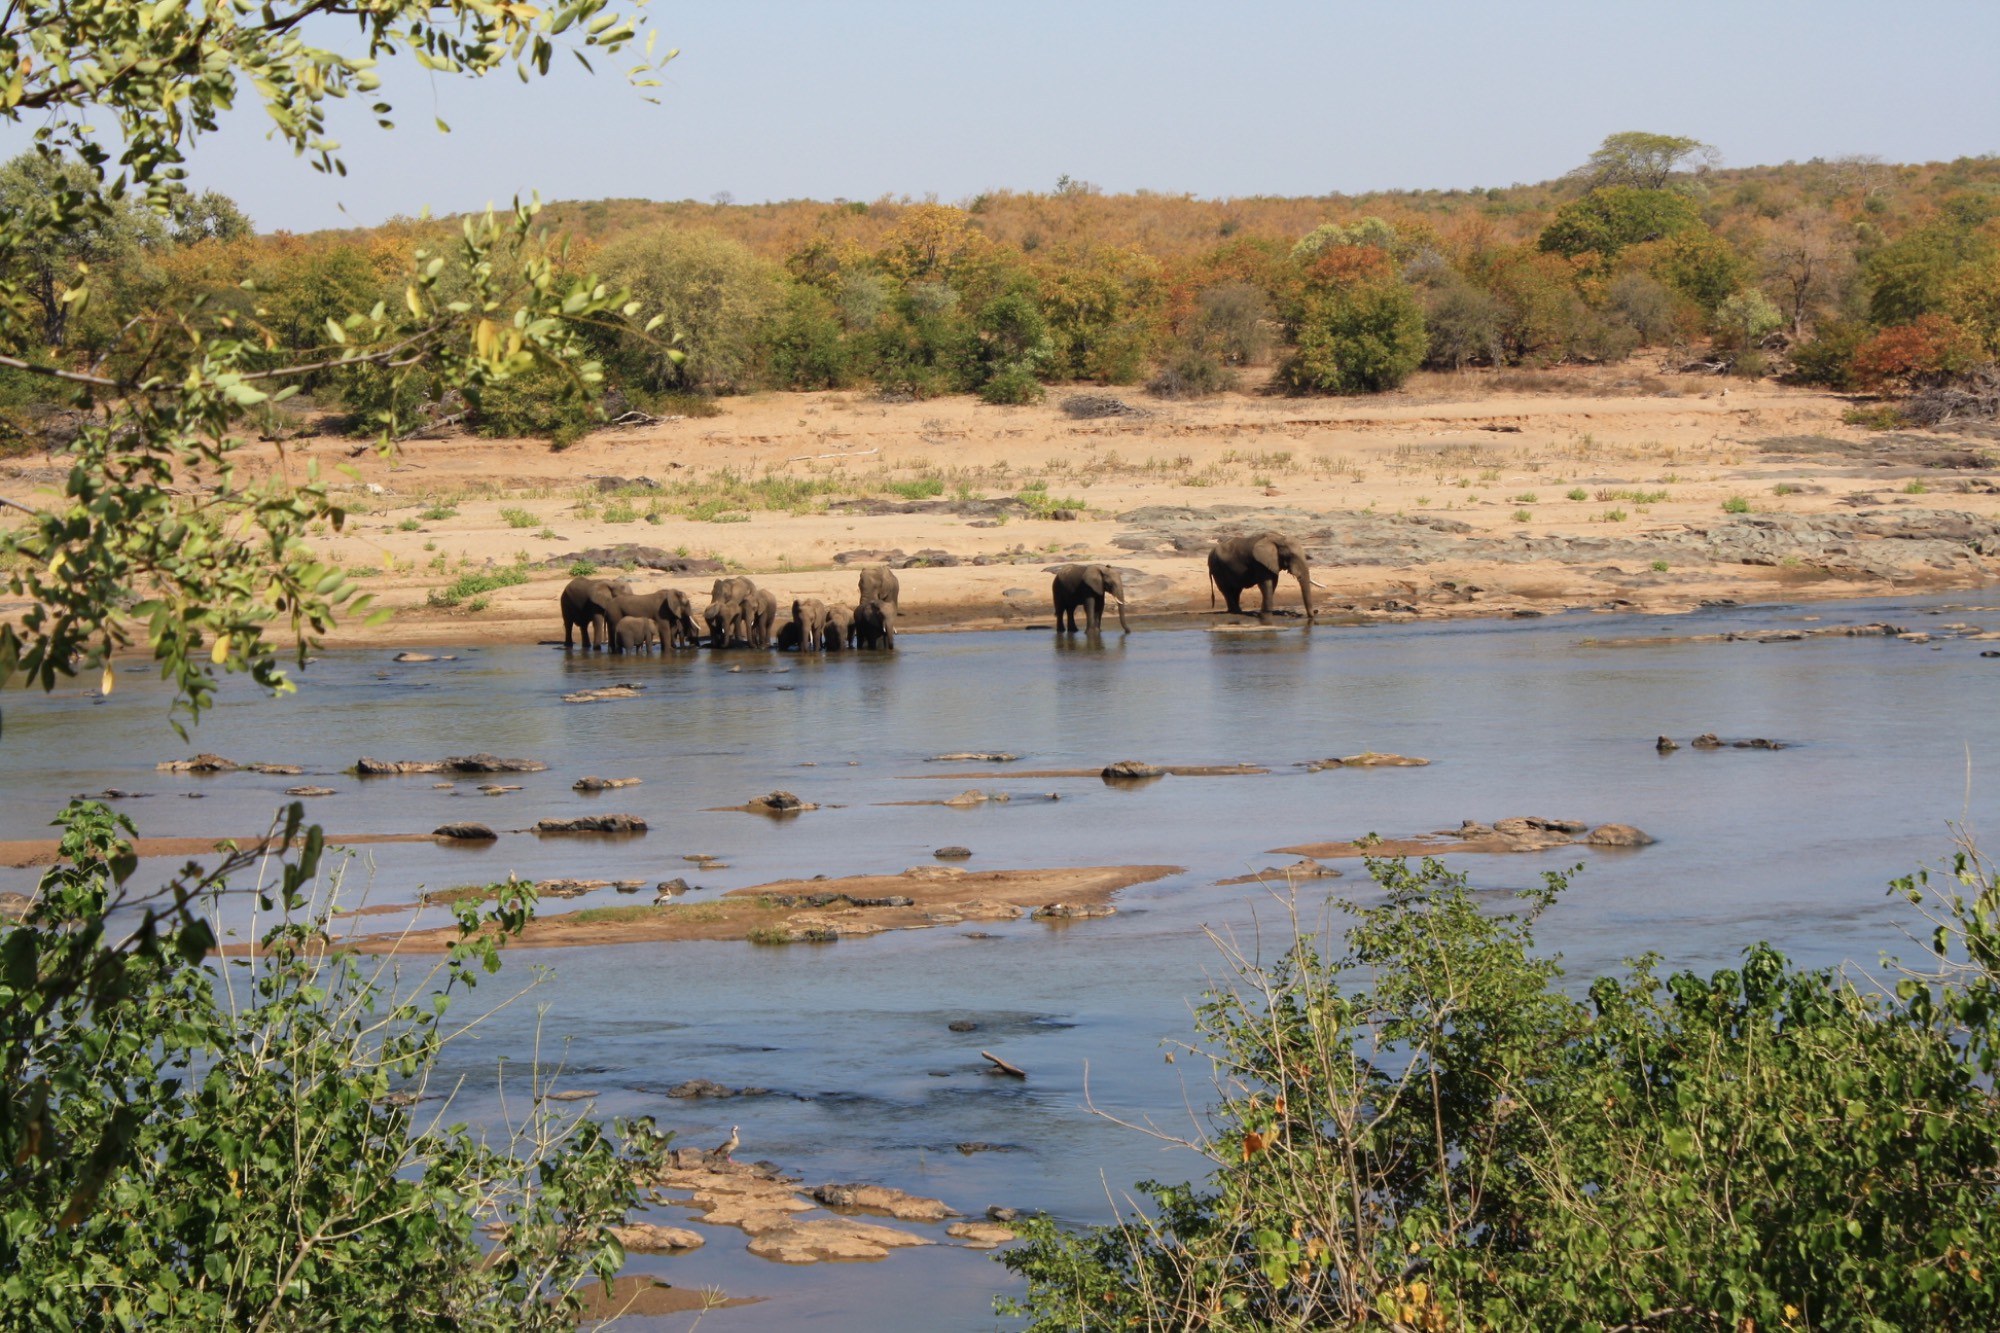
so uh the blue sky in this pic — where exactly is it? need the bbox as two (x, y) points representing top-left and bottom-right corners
(156, 0), (2000, 232)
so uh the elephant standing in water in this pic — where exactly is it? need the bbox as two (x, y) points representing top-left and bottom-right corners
(560, 577), (619, 649)
(852, 599), (896, 649)
(790, 598), (829, 651)
(1207, 531), (1316, 624)
(1050, 564), (1130, 634)
(858, 565), (899, 611)
(612, 616), (657, 652)
(823, 604), (853, 651)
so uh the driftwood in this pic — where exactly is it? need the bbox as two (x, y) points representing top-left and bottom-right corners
(980, 1051), (1027, 1079)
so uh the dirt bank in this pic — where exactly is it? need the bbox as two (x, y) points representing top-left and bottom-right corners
(7, 365), (1994, 650)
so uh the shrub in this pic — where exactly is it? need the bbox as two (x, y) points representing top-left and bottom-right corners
(468, 362), (600, 449)
(596, 226), (786, 394)
(500, 507), (538, 529)
(980, 365), (1045, 405)
(1277, 281), (1427, 395)
(1566, 487), (1589, 500)
(1537, 186), (1701, 260)
(765, 284), (856, 390)
(428, 566), (529, 607)
(0, 803), (667, 1329)
(1722, 494), (1751, 513)
(1002, 850), (2000, 1333)
(1148, 346), (1236, 398)
(1786, 319), (1870, 390)
(1852, 314), (1985, 391)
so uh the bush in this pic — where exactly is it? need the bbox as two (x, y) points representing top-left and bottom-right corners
(1002, 851), (2000, 1333)
(468, 363), (600, 449)
(1537, 186), (1701, 260)
(596, 226), (787, 394)
(980, 365), (1045, 405)
(1277, 281), (1427, 395)
(1148, 346), (1236, 398)
(765, 285), (856, 390)
(1786, 319), (1870, 389)
(0, 802), (667, 1329)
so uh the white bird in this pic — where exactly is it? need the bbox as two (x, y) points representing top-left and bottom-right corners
(715, 1125), (740, 1161)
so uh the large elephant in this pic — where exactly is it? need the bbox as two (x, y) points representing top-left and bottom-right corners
(744, 588), (778, 648)
(852, 599), (896, 650)
(1051, 563), (1130, 634)
(703, 598), (735, 648)
(823, 604), (853, 651)
(858, 565), (899, 611)
(1208, 531), (1316, 624)
(560, 576), (619, 649)
(657, 588), (701, 648)
(790, 598), (829, 651)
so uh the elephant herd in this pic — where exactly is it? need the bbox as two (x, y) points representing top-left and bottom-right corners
(560, 530), (1317, 652)
(1050, 530), (1318, 634)
(562, 566), (900, 653)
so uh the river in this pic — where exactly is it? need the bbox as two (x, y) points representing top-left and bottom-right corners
(4, 592), (1996, 1328)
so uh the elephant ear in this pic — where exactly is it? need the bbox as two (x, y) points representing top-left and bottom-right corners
(1251, 536), (1280, 574)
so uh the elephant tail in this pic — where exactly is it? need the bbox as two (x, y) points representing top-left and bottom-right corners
(1208, 571), (1216, 610)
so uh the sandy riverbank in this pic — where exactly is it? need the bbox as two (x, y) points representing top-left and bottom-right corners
(6, 364), (1996, 649)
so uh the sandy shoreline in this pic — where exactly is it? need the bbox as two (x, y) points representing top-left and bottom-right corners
(6, 364), (1996, 655)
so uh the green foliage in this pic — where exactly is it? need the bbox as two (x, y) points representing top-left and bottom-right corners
(0, 802), (669, 1329)
(980, 365), (1046, 405)
(597, 226), (786, 394)
(1722, 494), (1752, 513)
(499, 507), (539, 529)
(765, 284), (856, 390)
(1538, 187), (1702, 260)
(1278, 281), (1427, 395)
(567, 561), (599, 577)
(1291, 216), (1400, 260)
(470, 362), (601, 449)
(1571, 131), (1719, 189)
(1787, 318), (1870, 389)
(1003, 851), (2000, 1332)
(428, 566), (530, 608)
(1865, 195), (1999, 326)
(884, 476), (945, 500)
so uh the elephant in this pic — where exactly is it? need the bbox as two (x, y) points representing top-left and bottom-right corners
(774, 619), (802, 651)
(712, 575), (757, 606)
(790, 598), (829, 652)
(612, 615), (657, 652)
(1208, 531), (1316, 625)
(656, 588), (701, 648)
(1051, 564), (1130, 634)
(823, 604), (853, 651)
(605, 588), (690, 652)
(858, 565), (900, 611)
(560, 576), (619, 650)
(703, 598), (735, 648)
(852, 598), (896, 650)
(744, 588), (778, 648)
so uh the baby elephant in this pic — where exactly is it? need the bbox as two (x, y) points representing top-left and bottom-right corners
(823, 604), (853, 651)
(612, 615), (658, 652)
(1051, 563), (1130, 634)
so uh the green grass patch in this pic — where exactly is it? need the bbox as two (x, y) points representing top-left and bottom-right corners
(1721, 495), (1752, 514)
(427, 565), (530, 608)
(500, 507), (539, 528)
(884, 477), (945, 500)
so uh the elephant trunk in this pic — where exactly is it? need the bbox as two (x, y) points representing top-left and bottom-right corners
(1113, 595), (1129, 633)
(1295, 559), (1315, 622)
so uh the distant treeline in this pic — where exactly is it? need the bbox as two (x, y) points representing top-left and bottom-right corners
(5, 133), (1999, 446)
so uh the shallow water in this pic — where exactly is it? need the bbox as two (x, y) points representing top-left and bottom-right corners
(5, 593), (1998, 1328)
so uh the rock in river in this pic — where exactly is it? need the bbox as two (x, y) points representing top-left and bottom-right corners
(432, 821), (498, 841)
(1101, 760), (1165, 780)
(532, 814), (648, 834)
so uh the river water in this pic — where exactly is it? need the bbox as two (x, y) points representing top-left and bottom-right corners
(4, 593), (1997, 1328)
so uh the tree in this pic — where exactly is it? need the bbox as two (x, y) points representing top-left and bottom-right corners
(596, 227), (785, 395)
(1758, 207), (1858, 336)
(0, 152), (164, 348)
(1570, 131), (1720, 190)
(1538, 186), (1702, 262)
(0, 0), (677, 1324)
(0, 0), (668, 727)
(1278, 278), (1427, 395)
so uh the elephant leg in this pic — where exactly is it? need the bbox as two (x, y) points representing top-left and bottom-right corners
(1086, 595), (1102, 633)
(1258, 580), (1277, 624)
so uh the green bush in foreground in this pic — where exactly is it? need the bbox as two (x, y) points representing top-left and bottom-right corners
(0, 801), (667, 1329)
(1002, 852), (2000, 1331)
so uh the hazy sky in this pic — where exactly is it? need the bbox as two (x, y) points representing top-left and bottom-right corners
(135, 0), (2000, 232)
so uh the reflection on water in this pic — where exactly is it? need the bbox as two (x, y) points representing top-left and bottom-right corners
(5, 592), (1999, 1329)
